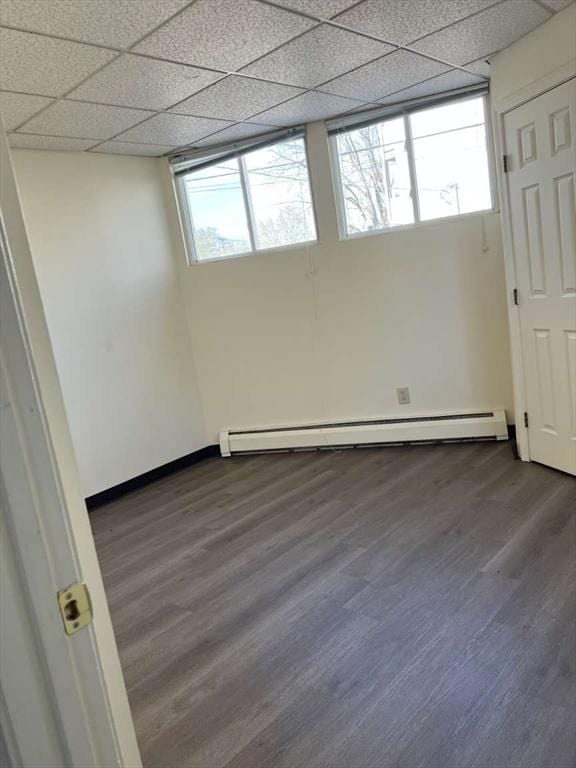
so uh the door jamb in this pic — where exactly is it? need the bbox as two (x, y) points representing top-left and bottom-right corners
(0, 125), (141, 767)
(492, 105), (530, 461)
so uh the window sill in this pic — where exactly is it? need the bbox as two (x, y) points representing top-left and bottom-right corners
(340, 207), (499, 242)
(188, 238), (319, 265)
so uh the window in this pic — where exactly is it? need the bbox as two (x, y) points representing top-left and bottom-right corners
(177, 135), (316, 262)
(182, 159), (251, 260)
(332, 95), (494, 237)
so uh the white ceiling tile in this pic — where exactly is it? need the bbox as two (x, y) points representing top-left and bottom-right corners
(240, 24), (394, 88)
(270, 0), (358, 17)
(248, 90), (366, 126)
(8, 134), (97, 151)
(115, 113), (233, 145)
(378, 69), (485, 105)
(90, 141), (176, 156)
(169, 76), (304, 120)
(0, 91), (54, 131)
(0, 0), (190, 49)
(18, 101), (152, 140)
(464, 59), (492, 77)
(68, 55), (223, 111)
(412, 0), (551, 65)
(334, 0), (500, 45)
(0, 28), (116, 97)
(134, 0), (316, 72)
(321, 50), (450, 101)
(192, 121), (277, 147)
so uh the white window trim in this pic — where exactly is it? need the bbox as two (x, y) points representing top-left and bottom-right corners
(330, 93), (499, 241)
(175, 135), (318, 265)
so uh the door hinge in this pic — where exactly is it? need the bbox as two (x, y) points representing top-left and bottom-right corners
(524, 412), (529, 429)
(58, 582), (92, 636)
(503, 154), (510, 173)
(513, 288), (519, 306)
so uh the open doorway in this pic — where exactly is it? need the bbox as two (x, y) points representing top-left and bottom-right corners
(2, 2), (575, 767)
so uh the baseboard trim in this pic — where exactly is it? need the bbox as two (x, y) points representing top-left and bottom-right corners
(508, 425), (518, 459)
(85, 426), (519, 509)
(85, 445), (220, 510)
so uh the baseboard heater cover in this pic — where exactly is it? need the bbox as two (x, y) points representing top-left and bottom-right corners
(219, 410), (508, 456)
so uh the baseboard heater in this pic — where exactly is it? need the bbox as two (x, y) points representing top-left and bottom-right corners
(220, 409), (508, 456)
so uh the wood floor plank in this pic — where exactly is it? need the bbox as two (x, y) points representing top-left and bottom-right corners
(90, 442), (576, 768)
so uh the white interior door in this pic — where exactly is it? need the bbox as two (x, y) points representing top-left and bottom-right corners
(504, 78), (576, 475)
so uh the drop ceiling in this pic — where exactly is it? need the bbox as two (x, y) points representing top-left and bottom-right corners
(0, 0), (569, 157)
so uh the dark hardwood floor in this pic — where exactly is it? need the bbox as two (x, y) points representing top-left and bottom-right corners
(90, 442), (576, 768)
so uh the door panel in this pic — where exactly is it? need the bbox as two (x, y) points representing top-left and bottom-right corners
(504, 78), (576, 474)
(567, 330), (576, 439)
(555, 173), (576, 293)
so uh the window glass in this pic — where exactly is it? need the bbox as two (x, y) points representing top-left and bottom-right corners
(180, 136), (317, 261)
(411, 120), (492, 221)
(183, 159), (251, 261)
(336, 118), (414, 235)
(332, 94), (493, 236)
(244, 137), (316, 249)
(410, 97), (485, 138)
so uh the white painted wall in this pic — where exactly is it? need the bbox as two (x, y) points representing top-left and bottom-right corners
(164, 121), (514, 443)
(490, 2), (576, 112)
(12, 113), (515, 478)
(11, 151), (208, 497)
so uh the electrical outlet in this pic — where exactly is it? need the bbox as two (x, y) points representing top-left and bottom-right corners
(397, 387), (410, 405)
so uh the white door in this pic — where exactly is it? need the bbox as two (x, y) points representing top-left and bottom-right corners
(0, 120), (141, 766)
(504, 78), (576, 475)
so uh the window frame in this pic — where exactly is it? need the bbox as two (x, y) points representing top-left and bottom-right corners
(329, 93), (498, 241)
(175, 133), (318, 265)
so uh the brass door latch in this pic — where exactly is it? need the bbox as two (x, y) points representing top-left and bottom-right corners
(57, 582), (93, 635)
